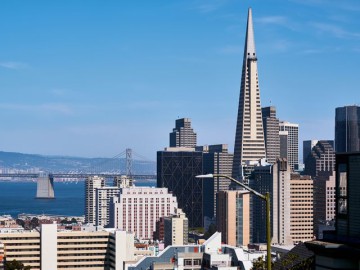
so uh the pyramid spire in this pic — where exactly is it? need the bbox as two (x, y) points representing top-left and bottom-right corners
(232, 8), (266, 180)
(244, 8), (256, 58)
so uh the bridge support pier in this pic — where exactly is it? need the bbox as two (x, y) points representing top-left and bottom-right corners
(36, 172), (55, 199)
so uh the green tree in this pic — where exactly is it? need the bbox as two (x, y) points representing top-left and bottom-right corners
(203, 223), (217, 240)
(5, 259), (31, 270)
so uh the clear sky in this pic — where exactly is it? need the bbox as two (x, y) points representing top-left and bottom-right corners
(1, 0), (359, 161)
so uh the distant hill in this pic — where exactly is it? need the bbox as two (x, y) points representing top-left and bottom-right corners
(0, 151), (156, 174)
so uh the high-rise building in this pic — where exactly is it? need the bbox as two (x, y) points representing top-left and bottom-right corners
(304, 140), (335, 178)
(335, 105), (360, 152)
(95, 187), (120, 227)
(279, 121), (299, 170)
(110, 187), (178, 240)
(306, 152), (360, 270)
(85, 175), (105, 224)
(232, 8), (266, 179)
(289, 174), (314, 243)
(216, 190), (250, 247)
(157, 144), (233, 228)
(200, 144), (233, 219)
(262, 106), (280, 164)
(157, 147), (203, 227)
(303, 140), (318, 163)
(163, 208), (188, 247)
(169, 118), (197, 148)
(313, 172), (335, 238)
(251, 159), (313, 245)
(251, 159), (291, 245)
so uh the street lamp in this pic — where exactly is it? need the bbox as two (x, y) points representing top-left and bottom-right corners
(196, 173), (272, 270)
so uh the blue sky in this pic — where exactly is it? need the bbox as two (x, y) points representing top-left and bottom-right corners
(1, 0), (359, 161)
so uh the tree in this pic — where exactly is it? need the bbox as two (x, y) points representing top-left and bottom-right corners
(5, 259), (31, 270)
(203, 223), (217, 240)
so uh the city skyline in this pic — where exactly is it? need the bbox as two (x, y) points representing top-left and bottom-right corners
(1, 1), (360, 160)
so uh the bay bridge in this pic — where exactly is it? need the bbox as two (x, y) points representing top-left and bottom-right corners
(0, 149), (157, 198)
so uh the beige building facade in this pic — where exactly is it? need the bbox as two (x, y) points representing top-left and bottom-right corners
(290, 175), (314, 243)
(216, 190), (250, 247)
(0, 224), (134, 270)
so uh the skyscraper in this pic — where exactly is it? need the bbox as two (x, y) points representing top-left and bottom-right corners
(304, 140), (335, 179)
(216, 190), (250, 247)
(262, 106), (280, 164)
(303, 140), (318, 163)
(335, 105), (360, 152)
(85, 175), (105, 224)
(279, 121), (299, 170)
(232, 8), (266, 179)
(157, 148), (204, 227)
(169, 118), (197, 148)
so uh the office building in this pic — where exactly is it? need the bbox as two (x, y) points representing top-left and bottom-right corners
(335, 105), (360, 152)
(157, 144), (233, 228)
(306, 152), (360, 269)
(313, 172), (335, 238)
(157, 147), (203, 227)
(262, 106), (280, 164)
(289, 174), (314, 243)
(85, 175), (105, 224)
(304, 140), (335, 178)
(216, 190), (250, 247)
(252, 159), (313, 245)
(279, 121), (299, 170)
(163, 208), (188, 247)
(169, 118), (197, 148)
(200, 144), (233, 219)
(0, 223), (135, 270)
(252, 159), (292, 245)
(95, 187), (120, 227)
(232, 8), (266, 179)
(303, 140), (318, 163)
(110, 187), (178, 240)
(113, 175), (133, 188)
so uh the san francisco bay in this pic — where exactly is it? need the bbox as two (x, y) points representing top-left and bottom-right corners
(0, 180), (155, 218)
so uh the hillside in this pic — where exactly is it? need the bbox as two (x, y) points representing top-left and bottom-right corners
(0, 151), (156, 174)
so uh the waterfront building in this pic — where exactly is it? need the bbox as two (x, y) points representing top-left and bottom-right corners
(109, 187), (178, 240)
(95, 187), (120, 227)
(169, 118), (197, 148)
(163, 208), (188, 247)
(335, 105), (360, 152)
(279, 121), (299, 170)
(232, 8), (266, 180)
(113, 175), (133, 188)
(262, 106), (280, 164)
(216, 190), (250, 247)
(85, 175), (105, 224)
(0, 223), (134, 270)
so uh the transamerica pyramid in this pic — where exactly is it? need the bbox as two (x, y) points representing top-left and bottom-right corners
(232, 8), (266, 179)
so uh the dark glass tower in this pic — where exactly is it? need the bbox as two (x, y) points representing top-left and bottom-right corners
(335, 105), (360, 153)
